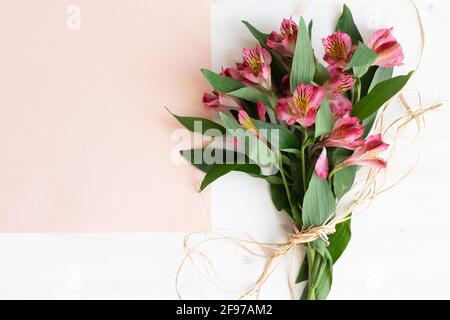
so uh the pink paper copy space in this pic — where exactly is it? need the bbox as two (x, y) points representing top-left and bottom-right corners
(0, 0), (211, 232)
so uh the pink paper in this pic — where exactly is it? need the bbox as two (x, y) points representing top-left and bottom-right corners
(0, 0), (211, 232)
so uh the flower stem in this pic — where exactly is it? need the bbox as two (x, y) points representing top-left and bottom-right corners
(328, 163), (344, 184)
(305, 245), (317, 300)
(278, 153), (301, 224)
(301, 131), (309, 194)
(352, 78), (361, 105)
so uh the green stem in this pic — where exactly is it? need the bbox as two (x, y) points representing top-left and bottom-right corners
(301, 131), (309, 194)
(352, 79), (361, 105)
(305, 246), (318, 300)
(278, 153), (301, 223)
(327, 163), (344, 185)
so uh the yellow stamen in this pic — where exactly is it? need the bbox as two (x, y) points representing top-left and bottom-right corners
(328, 40), (346, 61)
(293, 94), (310, 115)
(248, 56), (263, 73)
(242, 117), (257, 130)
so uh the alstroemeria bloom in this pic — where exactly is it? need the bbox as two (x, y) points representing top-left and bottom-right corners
(221, 67), (242, 81)
(315, 148), (329, 180)
(323, 73), (355, 118)
(276, 84), (325, 127)
(322, 32), (356, 72)
(319, 115), (364, 150)
(368, 28), (404, 68)
(202, 91), (241, 110)
(342, 134), (389, 169)
(237, 46), (272, 90)
(266, 18), (298, 58)
(257, 102), (267, 121)
(238, 110), (257, 131)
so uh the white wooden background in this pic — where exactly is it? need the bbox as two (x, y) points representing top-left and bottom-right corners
(0, 0), (449, 299)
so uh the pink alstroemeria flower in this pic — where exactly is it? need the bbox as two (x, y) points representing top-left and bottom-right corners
(342, 134), (389, 169)
(315, 148), (329, 180)
(238, 110), (257, 131)
(276, 84), (325, 128)
(368, 28), (404, 68)
(323, 73), (355, 118)
(322, 32), (356, 72)
(320, 116), (364, 150)
(202, 92), (241, 110)
(221, 67), (242, 81)
(237, 45), (272, 90)
(266, 18), (298, 58)
(257, 102), (267, 121)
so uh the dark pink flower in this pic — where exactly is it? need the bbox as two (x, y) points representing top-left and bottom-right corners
(276, 84), (325, 128)
(323, 73), (356, 118)
(368, 28), (404, 68)
(322, 32), (356, 71)
(238, 110), (257, 130)
(202, 92), (241, 110)
(315, 148), (329, 180)
(329, 95), (353, 119)
(324, 73), (356, 98)
(266, 18), (298, 58)
(343, 134), (389, 169)
(237, 45), (272, 90)
(257, 101), (267, 121)
(320, 115), (364, 150)
(221, 67), (242, 81)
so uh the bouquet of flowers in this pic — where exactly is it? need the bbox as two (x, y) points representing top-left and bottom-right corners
(171, 4), (414, 300)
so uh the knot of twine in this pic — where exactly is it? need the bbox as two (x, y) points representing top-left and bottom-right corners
(271, 224), (337, 259)
(175, 219), (345, 300)
(239, 222), (339, 299)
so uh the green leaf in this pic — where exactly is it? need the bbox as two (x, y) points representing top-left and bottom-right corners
(308, 20), (313, 38)
(290, 17), (315, 91)
(352, 71), (414, 120)
(220, 112), (278, 167)
(346, 43), (377, 70)
(296, 260), (308, 284)
(360, 66), (378, 97)
(314, 258), (333, 300)
(369, 67), (394, 92)
(332, 149), (356, 199)
(346, 42), (377, 78)
(252, 120), (298, 150)
(363, 67), (394, 136)
(328, 218), (352, 264)
(281, 148), (302, 157)
(302, 174), (336, 228)
(168, 109), (226, 136)
(180, 148), (247, 173)
(200, 163), (260, 191)
(336, 4), (363, 44)
(315, 97), (333, 138)
(263, 175), (284, 185)
(227, 87), (273, 108)
(334, 166), (357, 199)
(270, 184), (292, 217)
(314, 62), (330, 86)
(201, 69), (244, 93)
(310, 240), (334, 300)
(242, 20), (269, 46)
